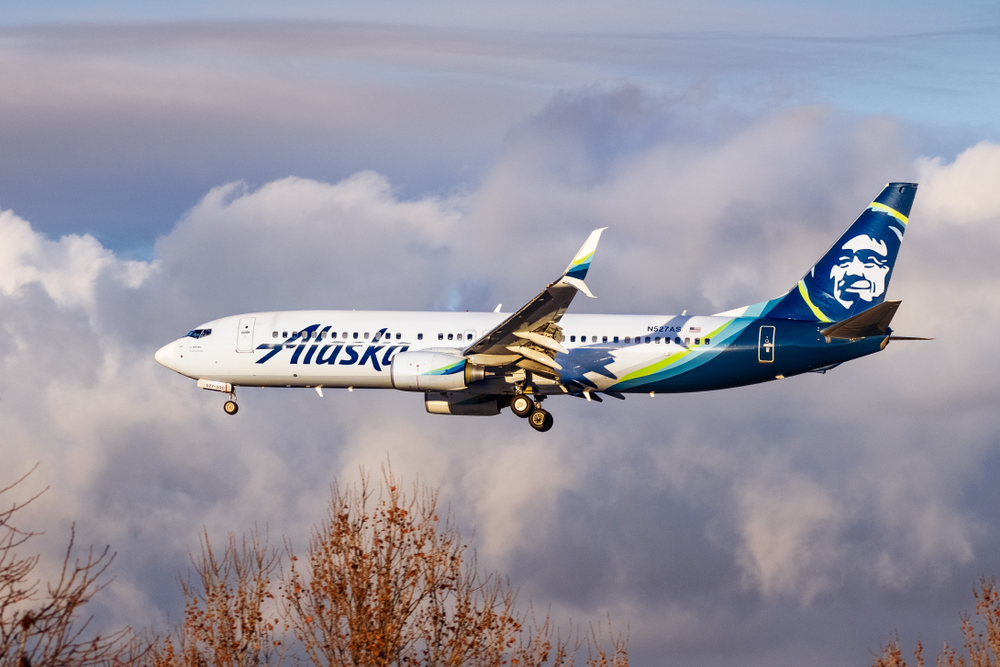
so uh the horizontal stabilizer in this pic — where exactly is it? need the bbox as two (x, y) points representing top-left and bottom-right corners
(820, 300), (900, 340)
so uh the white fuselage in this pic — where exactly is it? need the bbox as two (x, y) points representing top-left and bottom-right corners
(155, 310), (728, 392)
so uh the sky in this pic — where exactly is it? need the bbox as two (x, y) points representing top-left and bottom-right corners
(1, 2), (1000, 665)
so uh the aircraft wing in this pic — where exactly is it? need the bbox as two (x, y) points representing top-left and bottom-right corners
(463, 228), (606, 377)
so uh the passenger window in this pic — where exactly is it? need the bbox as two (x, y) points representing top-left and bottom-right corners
(624, 336), (630, 343)
(418, 333), (423, 340)
(570, 336), (576, 342)
(592, 336), (597, 342)
(353, 332), (359, 340)
(467, 333), (473, 340)
(396, 332), (401, 340)
(643, 337), (649, 343)
(705, 337), (711, 344)
(364, 332), (369, 339)
(448, 333), (454, 340)
(272, 331), (278, 338)
(282, 331), (288, 338)
(342, 332), (347, 339)
(303, 331), (311, 341)
(602, 336), (608, 343)
(695, 338), (701, 345)
(684, 337), (690, 345)
(675, 337), (681, 345)
(438, 333), (444, 340)
(613, 336), (619, 343)
(655, 337), (660, 343)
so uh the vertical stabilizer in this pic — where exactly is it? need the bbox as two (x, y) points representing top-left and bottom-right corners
(762, 183), (916, 322)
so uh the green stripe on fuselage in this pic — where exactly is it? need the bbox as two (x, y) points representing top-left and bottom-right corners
(618, 319), (734, 383)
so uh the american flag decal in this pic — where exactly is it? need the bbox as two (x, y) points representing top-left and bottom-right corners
(690, 326), (701, 333)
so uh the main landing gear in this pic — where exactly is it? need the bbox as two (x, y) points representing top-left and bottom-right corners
(510, 393), (554, 432)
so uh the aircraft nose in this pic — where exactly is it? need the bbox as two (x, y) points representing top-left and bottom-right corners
(154, 342), (176, 370)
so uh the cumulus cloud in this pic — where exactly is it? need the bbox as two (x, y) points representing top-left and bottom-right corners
(2, 95), (1000, 666)
(916, 141), (1000, 226)
(0, 209), (151, 308)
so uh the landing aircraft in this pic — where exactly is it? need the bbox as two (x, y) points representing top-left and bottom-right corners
(155, 183), (924, 432)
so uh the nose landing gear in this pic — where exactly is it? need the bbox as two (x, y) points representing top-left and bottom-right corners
(223, 389), (239, 416)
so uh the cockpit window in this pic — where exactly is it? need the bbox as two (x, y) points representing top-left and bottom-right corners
(186, 329), (212, 339)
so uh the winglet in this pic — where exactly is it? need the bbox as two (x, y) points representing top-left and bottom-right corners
(556, 275), (596, 298)
(563, 228), (607, 281)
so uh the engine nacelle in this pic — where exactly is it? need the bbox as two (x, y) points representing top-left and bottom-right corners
(391, 351), (479, 391)
(425, 391), (502, 416)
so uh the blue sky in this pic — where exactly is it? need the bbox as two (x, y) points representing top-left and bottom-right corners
(2, 3), (1000, 666)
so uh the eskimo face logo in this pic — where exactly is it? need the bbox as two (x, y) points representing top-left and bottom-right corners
(830, 234), (890, 308)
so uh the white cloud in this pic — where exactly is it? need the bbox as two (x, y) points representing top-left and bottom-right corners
(915, 141), (1000, 226)
(0, 208), (152, 308)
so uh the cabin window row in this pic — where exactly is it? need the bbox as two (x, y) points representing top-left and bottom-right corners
(567, 335), (709, 346)
(438, 333), (474, 341)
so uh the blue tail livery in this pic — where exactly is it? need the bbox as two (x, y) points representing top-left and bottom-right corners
(155, 183), (927, 432)
(734, 183), (916, 323)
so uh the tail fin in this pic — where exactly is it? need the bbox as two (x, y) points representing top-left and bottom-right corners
(755, 183), (916, 322)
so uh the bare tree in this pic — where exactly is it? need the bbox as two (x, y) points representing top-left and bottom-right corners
(283, 464), (626, 667)
(873, 576), (1000, 667)
(149, 528), (285, 667)
(1, 466), (137, 667)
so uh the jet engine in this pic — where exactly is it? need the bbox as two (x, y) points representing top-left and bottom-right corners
(424, 391), (502, 416)
(390, 351), (489, 391)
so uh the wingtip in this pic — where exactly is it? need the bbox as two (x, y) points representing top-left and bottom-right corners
(564, 228), (608, 280)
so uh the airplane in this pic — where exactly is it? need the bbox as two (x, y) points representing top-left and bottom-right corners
(155, 183), (925, 432)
